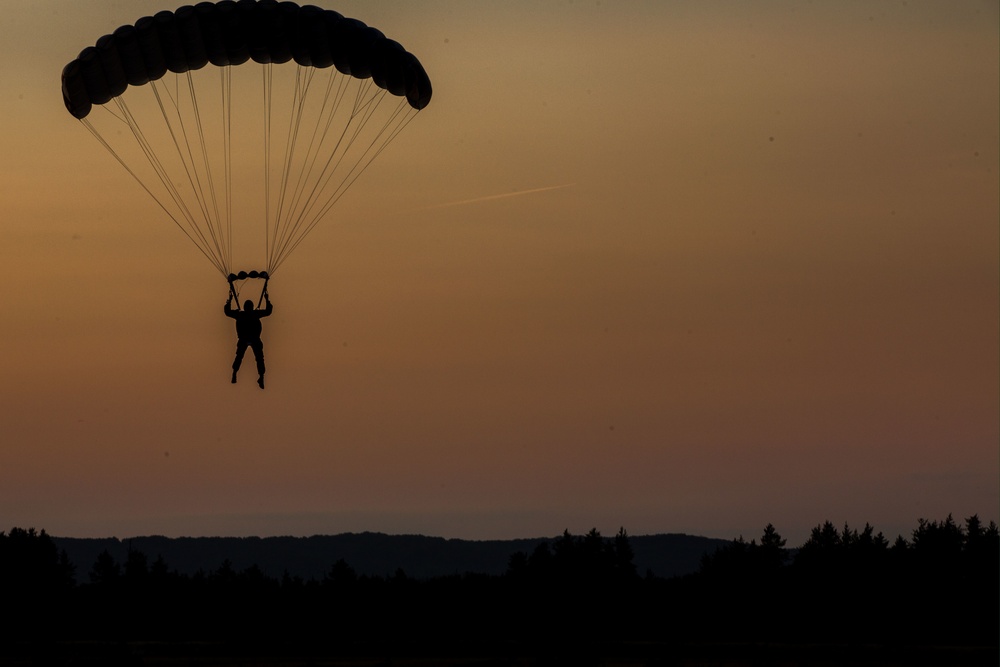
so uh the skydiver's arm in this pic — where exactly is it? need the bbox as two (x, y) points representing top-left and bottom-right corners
(224, 300), (236, 318)
(262, 300), (273, 317)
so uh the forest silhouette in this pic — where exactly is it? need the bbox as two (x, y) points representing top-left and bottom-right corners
(1, 516), (996, 664)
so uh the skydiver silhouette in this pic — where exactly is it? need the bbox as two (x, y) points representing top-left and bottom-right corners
(225, 292), (273, 389)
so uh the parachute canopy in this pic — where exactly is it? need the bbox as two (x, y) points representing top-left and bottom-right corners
(62, 1), (431, 118)
(62, 0), (431, 278)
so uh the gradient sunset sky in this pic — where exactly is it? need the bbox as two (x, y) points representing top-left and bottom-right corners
(2, 1), (997, 545)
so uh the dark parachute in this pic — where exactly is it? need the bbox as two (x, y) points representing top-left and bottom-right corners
(61, 1), (431, 281)
(62, 1), (432, 118)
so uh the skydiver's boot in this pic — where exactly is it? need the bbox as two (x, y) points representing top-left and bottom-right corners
(257, 374), (265, 389)
(231, 370), (238, 384)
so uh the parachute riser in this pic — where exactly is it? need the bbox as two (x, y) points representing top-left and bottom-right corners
(227, 270), (270, 309)
(257, 277), (270, 310)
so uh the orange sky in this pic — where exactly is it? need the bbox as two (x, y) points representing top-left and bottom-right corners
(2, 1), (997, 544)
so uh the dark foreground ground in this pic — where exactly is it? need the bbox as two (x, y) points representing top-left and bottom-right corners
(0, 641), (996, 667)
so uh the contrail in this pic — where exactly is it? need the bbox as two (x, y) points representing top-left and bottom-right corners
(422, 183), (576, 210)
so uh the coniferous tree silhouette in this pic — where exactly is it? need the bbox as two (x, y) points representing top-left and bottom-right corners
(0, 527), (75, 639)
(88, 549), (121, 586)
(758, 522), (787, 569)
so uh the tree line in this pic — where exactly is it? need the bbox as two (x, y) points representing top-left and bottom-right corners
(1, 516), (996, 653)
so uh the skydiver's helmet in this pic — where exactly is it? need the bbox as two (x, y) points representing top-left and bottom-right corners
(244, 300), (254, 311)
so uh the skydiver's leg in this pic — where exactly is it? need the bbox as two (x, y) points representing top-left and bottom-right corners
(232, 340), (249, 382)
(251, 340), (266, 388)
(250, 340), (265, 375)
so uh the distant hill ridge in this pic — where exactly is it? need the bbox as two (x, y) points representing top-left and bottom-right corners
(53, 532), (729, 581)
